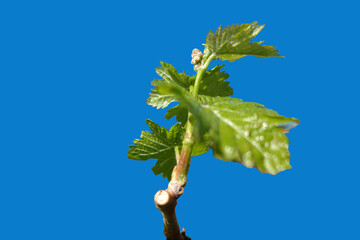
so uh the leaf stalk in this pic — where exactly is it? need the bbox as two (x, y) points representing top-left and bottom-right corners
(192, 54), (215, 98)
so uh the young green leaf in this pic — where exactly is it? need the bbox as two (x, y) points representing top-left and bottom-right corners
(128, 119), (210, 180)
(191, 133), (211, 156)
(198, 65), (233, 97)
(164, 104), (189, 126)
(147, 79), (177, 109)
(128, 119), (184, 180)
(165, 65), (233, 125)
(147, 62), (190, 109)
(205, 22), (281, 62)
(159, 86), (299, 175)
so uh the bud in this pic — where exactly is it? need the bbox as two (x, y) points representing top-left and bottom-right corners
(191, 49), (203, 71)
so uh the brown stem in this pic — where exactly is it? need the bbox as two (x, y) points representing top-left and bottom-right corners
(154, 141), (193, 240)
(154, 189), (191, 240)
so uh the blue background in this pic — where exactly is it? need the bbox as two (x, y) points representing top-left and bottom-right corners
(1, 0), (359, 239)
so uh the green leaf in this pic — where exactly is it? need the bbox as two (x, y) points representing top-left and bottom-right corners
(191, 133), (210, 156)
(128, 119), (185, 180)
(159, 86), (299, 175)
(164, 104), (189, 126)
(128, 119), (209, 180)
(198, 65), (233, 97)
(205, 22), (281, 62)
(147, 79), (177, 109)
(165, 65), (233, 125)
(147, 62), (190, 109)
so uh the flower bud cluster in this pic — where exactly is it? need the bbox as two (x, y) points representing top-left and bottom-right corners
(191, 49), (203, 71)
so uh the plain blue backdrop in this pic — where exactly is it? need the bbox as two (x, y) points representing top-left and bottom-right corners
(1, 0), (359, 239)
